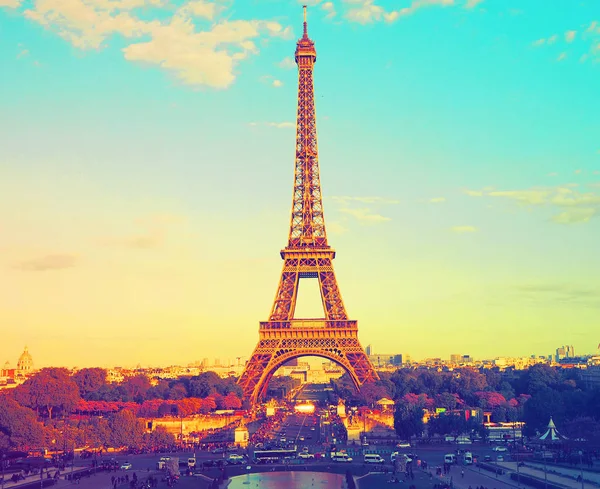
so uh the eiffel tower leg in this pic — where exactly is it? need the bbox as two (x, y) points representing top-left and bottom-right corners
(269, 266), (299, 321)
(318, 263), (348, 320)
(237, 348), (273, 404)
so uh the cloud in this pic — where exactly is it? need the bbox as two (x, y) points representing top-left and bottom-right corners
(14, 254), (78, 271)
(534, 22), (600, 63)
(465, 184), (600, 225)
(451, 225), (477, 233)
(551, 208), (596, 224)
(278, 57), (296, 70)
(344, 0), (385, 24)
(21, 0), (292, 89)
(249, 121), (295, 129)
(339, 208), (391, 223)
(322, 1), (336, 18)
(464, 0), (482, 8)
(272, 79), (283, 88)
(105, 213), (185, 249)
(429, 197), (446, 203)
(384, 0), (455, 22)
(329, 195), (397, 224)
(330, 196), (400, 205)
(327, 221), (348, 235)
(0, 0), (22, 7)
(119, 234), (164, 249)
(464, 190), (483, 197)
(548, 172), (558, 177)
(574, 169), (582, 174)
(512, 282), (600, 308)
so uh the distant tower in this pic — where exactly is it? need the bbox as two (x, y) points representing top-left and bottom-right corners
(17, 346), (34, 373)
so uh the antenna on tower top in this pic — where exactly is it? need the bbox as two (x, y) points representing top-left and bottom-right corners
(303, 5), (308, 37)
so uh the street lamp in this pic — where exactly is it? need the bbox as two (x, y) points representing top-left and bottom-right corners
(1, 452), (6, 489)
(578, 451), (584, 489)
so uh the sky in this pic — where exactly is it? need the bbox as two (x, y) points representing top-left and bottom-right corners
(1, 0), (599, 369)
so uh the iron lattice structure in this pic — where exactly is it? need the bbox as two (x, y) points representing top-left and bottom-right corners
(238, 8), (379, 405)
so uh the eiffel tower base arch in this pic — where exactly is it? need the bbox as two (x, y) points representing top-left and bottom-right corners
(238, 320), (378, 406)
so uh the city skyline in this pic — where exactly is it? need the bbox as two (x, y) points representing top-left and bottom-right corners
(1, 0), (599, 368)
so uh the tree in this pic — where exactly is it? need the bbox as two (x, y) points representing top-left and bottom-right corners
(394, 401), (424, 441)
(73, 368), (107, 398)
(109, 409), (144, 449)
(14, 368), (80, 419)
(145, 426), (175, 449)
(0, 396), (46, 449)
(122, 375), (151, 402)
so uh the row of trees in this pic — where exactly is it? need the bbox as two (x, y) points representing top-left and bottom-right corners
(0, 396), (175, 451)
(331, 364), (600, 439)
(9, 368), (244, 420)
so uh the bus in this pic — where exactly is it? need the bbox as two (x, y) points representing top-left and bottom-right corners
(253, 449), (297, 463)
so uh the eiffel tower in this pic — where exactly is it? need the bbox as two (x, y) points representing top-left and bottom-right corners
(238, 6), (379, 405)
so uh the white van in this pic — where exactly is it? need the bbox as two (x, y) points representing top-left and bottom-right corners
(332, 452), (353, 463)
(444, 454), (456, 464)
(464, 452), (473, 465)
(364, 454), (385, 464)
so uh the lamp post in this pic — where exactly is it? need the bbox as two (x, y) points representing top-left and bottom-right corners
(543, 452), (548, 489)
(1, 452), (6, 489)
(578, 450), (584, 489)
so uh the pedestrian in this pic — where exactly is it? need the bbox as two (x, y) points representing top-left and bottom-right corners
(462, 470), (465, 478)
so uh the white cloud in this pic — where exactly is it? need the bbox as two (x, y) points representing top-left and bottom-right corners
(327, 221), (348, 235)
(278, 57), (296, 69)
(14, 254), (78, 271)
(532, 38), (545, 47)
(330, 196), (400, 205)
(339, 207), (391, 223)
(21, 0), (292, 89)
(547, 35), (558, 45)
(385, 0), (455, 22)
(557, 52), (567, 62)
(249, 121), (295, 129)
(465, 184), (600, 225)
(451, 225), (477, 233)
(0, 0), (22, 7)
(272, 79), (283, 87)
(548, 172), (558, 177)
(464, 0), (482, 8)
(429, 197), (446, 203)
(344, 0), (385, 24)
(574, 169), (582, 174)
(565, 30), (576, 43)
(464, 189), (483, 197)
(322, 1), (336, 19)
(551, 208), (596, 224)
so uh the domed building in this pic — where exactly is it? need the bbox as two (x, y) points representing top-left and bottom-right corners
(17, 346), (34, 373)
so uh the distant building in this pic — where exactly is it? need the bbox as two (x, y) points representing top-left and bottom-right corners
(369, 353), (402, 368)
(581, 366), (600, 389)
(450, 354), (461, 364)
(366, 345), (372, 356)
(17, 346), (34, 374)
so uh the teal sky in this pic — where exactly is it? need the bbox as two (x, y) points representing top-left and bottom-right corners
(1, 0), (599, 368)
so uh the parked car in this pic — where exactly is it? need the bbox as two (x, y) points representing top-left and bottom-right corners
(298, 453), (314, 459)
(120, 462), (132, 470)
(493, 446), (508, 452)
